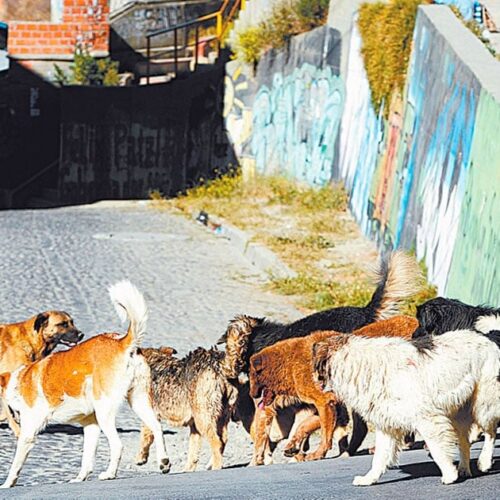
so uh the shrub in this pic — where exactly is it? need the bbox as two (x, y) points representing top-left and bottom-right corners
(54, 46), (120, 87)
(358, 0), (430, 115)
(233, 0), (329, 65)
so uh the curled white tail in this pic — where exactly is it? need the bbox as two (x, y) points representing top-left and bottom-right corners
(475, 314), (500, 334)
(108, 280), (148, 349)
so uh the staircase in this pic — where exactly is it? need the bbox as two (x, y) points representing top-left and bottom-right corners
(141, 0), (246, 85)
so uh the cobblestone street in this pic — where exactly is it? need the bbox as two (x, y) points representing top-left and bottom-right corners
(0, 201), (301, 487)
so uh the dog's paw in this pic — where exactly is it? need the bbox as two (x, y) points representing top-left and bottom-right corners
(338, 451), (350, 459)
(458, 464), (472, 478)
(441, 470), (458, 485)
(477, 455), (492, 473)
(293, 452), (306, 462)
(160, 458), (171, 474)
(283, 444), (299, 458)
(98, 471), (117, 481)
(353, 475), (376, 486)
(135, 455), (148, 466)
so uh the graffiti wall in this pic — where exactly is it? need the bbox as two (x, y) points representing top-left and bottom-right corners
(337, 5), (499, 304)
(59, 61), (235, 203)
(226, 5), (499, 305)
(225, 25), (343, 185)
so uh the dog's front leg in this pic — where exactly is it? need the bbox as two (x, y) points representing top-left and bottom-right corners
(250, 406), (275, 466)
(135, 426), (154, 466)
(353, 429), (399, 486)
(184, 425), (202, 472)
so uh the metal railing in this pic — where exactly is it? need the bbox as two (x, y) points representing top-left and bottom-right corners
(145, 0), (245, 84)
(2, 158), (59, 208)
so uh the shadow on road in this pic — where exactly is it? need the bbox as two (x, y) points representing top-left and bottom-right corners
(0, 423), (176, 436)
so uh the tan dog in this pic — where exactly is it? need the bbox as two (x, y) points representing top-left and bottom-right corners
(135, 316), (256, 472)
(0, 311), (83, 435)
(0, 281), (170, 488)
(249, 316), (419, 465)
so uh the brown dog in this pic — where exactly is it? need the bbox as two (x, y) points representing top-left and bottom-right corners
(249, 316), (419, 465)
(0, 311), (83, 435)
(0, 281), (170, 488)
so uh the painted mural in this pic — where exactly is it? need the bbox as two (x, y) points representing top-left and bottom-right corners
(338, 8), (498, 303)
(225, 7), (499, 305)
(251, 64), (345, 186)
(224, 25), (344, 184)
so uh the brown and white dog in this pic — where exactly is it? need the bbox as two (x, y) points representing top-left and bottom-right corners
(0, 281), (170, 488)
(0, 311), (83, 435)
(249, 316), (420, 465)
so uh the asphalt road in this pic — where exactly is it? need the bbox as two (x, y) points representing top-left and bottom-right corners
(0, 201), (498, 498)
(0, 439), (498, 499)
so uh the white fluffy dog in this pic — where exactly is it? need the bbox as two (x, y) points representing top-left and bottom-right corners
(313, 325), (500, 486)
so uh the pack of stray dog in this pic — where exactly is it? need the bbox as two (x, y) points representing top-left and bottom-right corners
(0, 251), (498, 488)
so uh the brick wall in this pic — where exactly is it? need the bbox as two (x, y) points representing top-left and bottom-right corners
(7, 0), (109, 58)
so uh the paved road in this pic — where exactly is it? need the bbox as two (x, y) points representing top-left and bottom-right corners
(0, 440), (498, 499)
(0, 201), (498, 498)
(0, 201), (300, 487)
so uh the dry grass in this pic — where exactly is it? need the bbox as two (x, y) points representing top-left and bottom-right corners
(159, 169), (436, 313)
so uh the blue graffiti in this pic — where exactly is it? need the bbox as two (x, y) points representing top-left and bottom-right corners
(251, 64), (345, 186)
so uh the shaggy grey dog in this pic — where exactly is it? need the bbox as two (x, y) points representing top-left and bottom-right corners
(135, 316), (257, 472)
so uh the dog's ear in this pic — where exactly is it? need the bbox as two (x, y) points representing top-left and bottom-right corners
(159, 347), (177, 356)
(216, 332), (227, 345)
(250, 354), (262, 370)
(34, 312), (50, 332)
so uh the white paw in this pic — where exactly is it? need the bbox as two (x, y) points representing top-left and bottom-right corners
(477, 456), (492, 473)
(264, 455), (274, 466)
(98, 471), (116, 481)
(0, 483), (13, 489)
(339, 451), (350, 459)
(353, 475), (376, 486)
(441, 470), (458, 485)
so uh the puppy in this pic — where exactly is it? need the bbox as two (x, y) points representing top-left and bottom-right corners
(313, 329), (500, 485)
(249, 316), (419, 465)
(0, 311), (83, 436)
(134, 316), (256, 472)
(413, 296), (500, 337)
(218, 252), (423, 461)
(0, 281), (170, 487)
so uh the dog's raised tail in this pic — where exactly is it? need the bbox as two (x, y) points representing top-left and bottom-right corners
(222, 315), (260, 378)
(371, 251), (424, 321)
(108, 280), (148, 350)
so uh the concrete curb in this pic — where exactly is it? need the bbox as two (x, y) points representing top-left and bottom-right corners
(192, 212), (297, 280)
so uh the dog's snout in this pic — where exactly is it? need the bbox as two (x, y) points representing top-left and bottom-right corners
(77, 331), (84, 341)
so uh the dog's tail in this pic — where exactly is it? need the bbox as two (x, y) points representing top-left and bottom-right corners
(222, 315), (260, 379)
(109, 280), (148, 350)
(369, 251), (423, 321)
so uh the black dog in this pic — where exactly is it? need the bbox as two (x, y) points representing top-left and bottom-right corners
(413, 297), (500, 338)
(218, 251), (422, 457)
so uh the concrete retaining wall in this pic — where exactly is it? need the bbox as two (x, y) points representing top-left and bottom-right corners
(225, 4), (500, 305)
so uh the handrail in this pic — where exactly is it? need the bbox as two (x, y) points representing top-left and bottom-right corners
(145, 0), (245, 84)
(4, 158), (59, 208)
